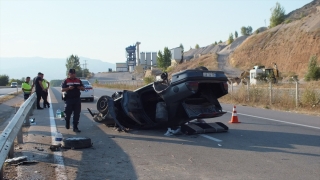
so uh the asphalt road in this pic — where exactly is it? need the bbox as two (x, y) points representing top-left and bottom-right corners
(0, 87), (20, 97)
(8, 87), (320, 180)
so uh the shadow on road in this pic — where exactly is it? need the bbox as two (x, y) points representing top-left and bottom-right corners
(20, 87), (138, 180)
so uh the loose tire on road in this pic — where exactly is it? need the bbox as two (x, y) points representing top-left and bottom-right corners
(62, 137), (92, 149)
(97, 96), (110, 114)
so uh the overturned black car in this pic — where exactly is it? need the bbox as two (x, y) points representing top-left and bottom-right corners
(88, 67), (229, 133)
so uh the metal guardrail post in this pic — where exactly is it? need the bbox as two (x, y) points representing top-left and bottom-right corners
(296, 81), (299, 108)
(269, 81), (273, 104)
(292, 77), (299, 107)
(17, 126), (23, 144)
(246, 79), (250, 101)
(8, 144), (14, 159)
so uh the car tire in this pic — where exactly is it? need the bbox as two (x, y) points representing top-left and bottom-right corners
(97, 96), (110, 114)
(62, 137), (92, 149)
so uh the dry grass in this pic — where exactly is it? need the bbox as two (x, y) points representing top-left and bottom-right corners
(93, 83), (143, 91)
(0, 91), (22, 104)
(0, 95), (15, 104)
(221, 83), (320, 116)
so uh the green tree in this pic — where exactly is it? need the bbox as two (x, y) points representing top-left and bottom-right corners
(157, 47), (172, 70)
(247, 26), (253, 35)
(235, 31), (238, 38)
(241, 26), (252, 36)
(157, 50), (164, 69)
(163, 47), (172, 70)
(305, 55), (320, 81)
(65, 54), (82, 77)
(241, 26), (247, 36)
(214, 41), (217, 45)
(270, 2), (285, 28)
(179, 43), (184, 62)
(0, 75), (9, 86)
(218, 40), (222, 43)
(228, 33), (234, 45)
(195, 44), (200, 49)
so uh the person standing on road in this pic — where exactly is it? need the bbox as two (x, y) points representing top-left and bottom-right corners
(61, 69), (85, 132)
(31, 72), (45, 109)
(41, 73), (50, 108)
(22, 77), (32, 101)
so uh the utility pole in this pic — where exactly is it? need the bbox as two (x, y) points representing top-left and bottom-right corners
(84, 60), (87, 70)
(81, 63), (85, 78)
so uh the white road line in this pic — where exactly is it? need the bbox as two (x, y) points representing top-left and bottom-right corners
(200, 134), (222, 142)
(48, 90), (68, 180)
(227, 111), (320, 130)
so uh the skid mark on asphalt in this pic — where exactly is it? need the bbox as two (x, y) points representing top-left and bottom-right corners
(48, 90), (68, 180)
(227, 111), (320, 130)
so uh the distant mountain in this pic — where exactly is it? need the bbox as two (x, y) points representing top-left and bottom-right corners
(0, 57), (115, 81)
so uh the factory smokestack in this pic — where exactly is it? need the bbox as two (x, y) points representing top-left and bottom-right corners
(136, 42), (141, 65)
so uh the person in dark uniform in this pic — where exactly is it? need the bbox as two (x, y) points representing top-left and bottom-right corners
(31, 72), (45, 109)
(61, 69), (85, 132)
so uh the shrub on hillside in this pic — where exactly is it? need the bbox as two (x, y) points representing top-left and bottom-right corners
(301, 87), (320, 107)
(284, 19), (292, 24)
(305, 55), (320, 81)
(228, 33), (234, 45)
(144, 76), (155, 85)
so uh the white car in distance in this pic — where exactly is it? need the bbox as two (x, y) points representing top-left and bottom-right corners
(62, 79), (94, 102)
(80, 79), (94, 102)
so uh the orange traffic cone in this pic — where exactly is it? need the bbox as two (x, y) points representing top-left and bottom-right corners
(229, 106), (240, 123)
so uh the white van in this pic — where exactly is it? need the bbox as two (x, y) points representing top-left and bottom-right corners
(10, 82), (17, 88)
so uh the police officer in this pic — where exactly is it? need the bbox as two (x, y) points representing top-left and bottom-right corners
(31, 72), (45, 109)
(22, 77), (32, 101)
(61, 69), (85, 132)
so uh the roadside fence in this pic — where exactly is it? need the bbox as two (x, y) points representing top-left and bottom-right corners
(228, 80), (320, 108)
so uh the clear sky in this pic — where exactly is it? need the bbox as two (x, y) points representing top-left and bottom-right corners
(0, 0), (312, 64)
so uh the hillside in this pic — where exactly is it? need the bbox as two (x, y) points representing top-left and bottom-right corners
(285, 0), (320, 21)
(168, 0), (320, 80)
(230, 11), (320, 78)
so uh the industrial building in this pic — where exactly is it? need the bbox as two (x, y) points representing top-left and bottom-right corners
(115, 42), (158, 72)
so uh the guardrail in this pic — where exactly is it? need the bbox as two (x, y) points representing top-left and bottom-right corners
(0, 93), (36, 178)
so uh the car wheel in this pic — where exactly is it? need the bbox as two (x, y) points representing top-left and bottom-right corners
(97, 96), (110, 114)
(62, 137), (92, 149)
